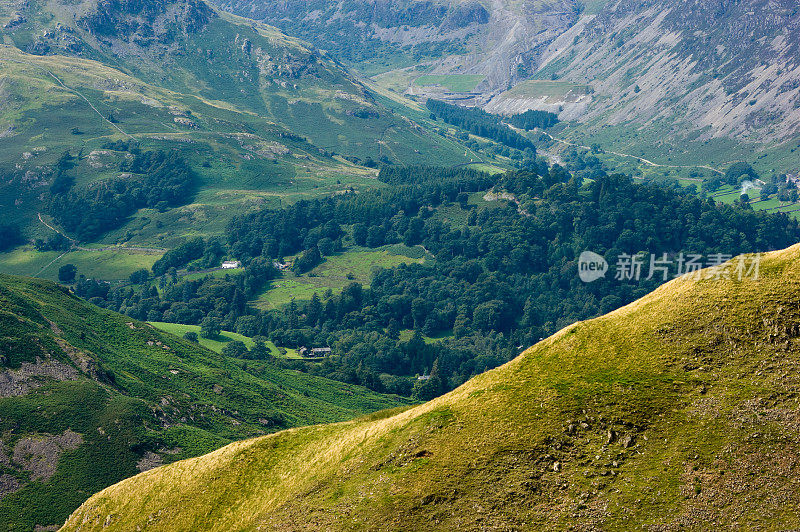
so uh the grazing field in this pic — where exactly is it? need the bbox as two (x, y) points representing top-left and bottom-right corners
(254, 246), (427, 309)
(413, 74), (486, 92)
(0, 246), (163, 282)
(148, 322), (301, 358)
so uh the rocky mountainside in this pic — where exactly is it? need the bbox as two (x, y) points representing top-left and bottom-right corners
(537, 0), (800, 145)
(0, 274), (407, 531)
(62, 245), (800, 530)
(223, 0), (800, 161)
(217, 0), (581, 91)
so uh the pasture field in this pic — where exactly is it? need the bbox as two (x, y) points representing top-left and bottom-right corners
(253, 246), (427, 310)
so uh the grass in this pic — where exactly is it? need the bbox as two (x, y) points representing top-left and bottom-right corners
(0, 274), (409, 531)
(60, 243), (800, 530)
(413, 74), (486, 92)
(0, 246), (163, 282)
(253, 246), (426, 309)
(147, 321), (301, 359)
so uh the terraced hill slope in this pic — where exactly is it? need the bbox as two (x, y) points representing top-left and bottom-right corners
(0, 274), (408, 531)
(61, 244), (800, 530)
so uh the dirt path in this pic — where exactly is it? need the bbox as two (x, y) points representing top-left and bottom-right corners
(533, 127), (724, 175)
(0, 55), (133, 139)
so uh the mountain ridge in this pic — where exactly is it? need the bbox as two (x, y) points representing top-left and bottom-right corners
(60, 244), (800, 530)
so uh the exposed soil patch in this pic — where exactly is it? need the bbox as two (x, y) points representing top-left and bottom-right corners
(136, 451), (164, 472)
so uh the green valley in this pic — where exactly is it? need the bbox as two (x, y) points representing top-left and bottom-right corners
(0, 274), (409, 531)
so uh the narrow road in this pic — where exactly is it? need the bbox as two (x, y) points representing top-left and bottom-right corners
(533, 127), (724, 175)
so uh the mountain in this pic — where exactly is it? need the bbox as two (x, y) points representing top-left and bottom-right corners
(60, 244), (800, 530)
(216, 0), (580, 89)
(0, 274), (408, 531)
(0, 0), (470, 246)
(225, 0), (800, 172)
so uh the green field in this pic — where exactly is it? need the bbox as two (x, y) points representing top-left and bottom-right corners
(254, 246), (427, 310)
(148, 321), (301, 358)
(413, 74), (486, 92)
(0, 246), (163, 282)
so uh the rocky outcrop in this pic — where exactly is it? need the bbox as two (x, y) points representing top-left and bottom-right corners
(12, 430), (83, 481)
(0, 355), (81, 398)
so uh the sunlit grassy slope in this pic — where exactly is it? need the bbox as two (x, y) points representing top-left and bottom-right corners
(62, 244), (800, 530)
(0, 274), (408, 531)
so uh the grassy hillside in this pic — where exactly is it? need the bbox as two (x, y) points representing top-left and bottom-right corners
(0, 274), (409, 531)
(0, 0), (470, 249)
(62, 244), (800, 530)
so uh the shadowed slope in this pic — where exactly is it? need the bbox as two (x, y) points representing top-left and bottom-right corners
(0, 274), (408, 531)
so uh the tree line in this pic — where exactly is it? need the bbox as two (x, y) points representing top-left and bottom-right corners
(426, 99), (536, 151)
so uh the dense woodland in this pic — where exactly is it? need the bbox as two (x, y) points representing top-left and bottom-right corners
(507, 109), (559, 130)
(48, 148), (195, 241)
(426, 99), (536, 151)
(76, 165), (800, 399)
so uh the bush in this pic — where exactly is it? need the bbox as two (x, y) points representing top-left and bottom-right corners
(58, 264), (78, 283)
(183, 331), (199, 343)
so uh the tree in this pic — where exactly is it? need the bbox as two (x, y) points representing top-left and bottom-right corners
(200, 317), (221, 339)
(0, 224), (23, 252)
(412, 358), (444, 400)
(221, 340), (249, 358)
(183, 331), (199, 343)
(250, 339), (272, 360)
(58, 264), (77, 283)
(724, 162), (758, 185)
(129, 269), (150, 284)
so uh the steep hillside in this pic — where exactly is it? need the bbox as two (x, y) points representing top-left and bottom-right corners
(61, 244), (800, 530)
(217, 0), (580, 89)
(533, 0), (800, 158)
(0, 0), (469, 246)
(229, 0), (800, 171)
(0, 274), (408, 531)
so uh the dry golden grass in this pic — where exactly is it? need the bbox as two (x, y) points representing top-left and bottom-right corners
(62, 245), (800, 531)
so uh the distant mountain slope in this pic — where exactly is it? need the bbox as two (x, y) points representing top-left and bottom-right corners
(228, 0), (800, 170)
(216, 0), (580, 89)
(0, 274), (408, 531)
(61, 244), (800, 530)
(536, 0), (800, 145)
(0, 0), (469, 246)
